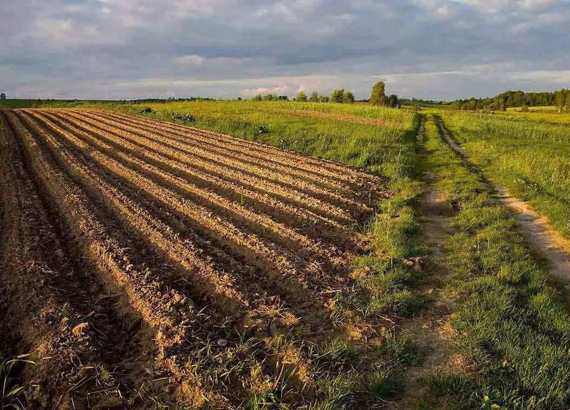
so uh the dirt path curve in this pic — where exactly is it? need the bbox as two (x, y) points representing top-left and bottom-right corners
(397, 117), (458, 408)
(496, 187), (570, 289)
(435, 116), (570, 292)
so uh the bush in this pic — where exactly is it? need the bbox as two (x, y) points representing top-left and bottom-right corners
(296, 91), (307, 102)
(331, 89), (345, 103)
(343, 91), (355, 104)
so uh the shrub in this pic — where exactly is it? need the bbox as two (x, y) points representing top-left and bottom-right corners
(331, 89), (345, 103)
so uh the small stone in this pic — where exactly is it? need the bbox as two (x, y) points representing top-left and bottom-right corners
(217, 339), (227, 347)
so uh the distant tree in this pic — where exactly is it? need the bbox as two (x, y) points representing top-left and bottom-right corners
(319, 95), (330, 103)
(555, 90), (566, 113)
(343, 91), (355, 104)
(252, 94), (262, 101)
(278, 95), (289, 101)
(370, 82), (386, 106)
(263, 93), (277, 101)
(386, 94), (399, 108)
(309, 91), (319, 102)
(0, 93), (5, 100)
(565, 91), (570, 113)
(331, 89), (345, 103)
(451, 89), (564, 111)
(237, 97), (243, 101)
(296, 91), (307, 102)
(520, 104), (529, 112)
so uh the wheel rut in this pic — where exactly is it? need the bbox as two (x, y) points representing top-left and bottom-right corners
(435, 115), (570, 297)
(396, 117), (459, 408)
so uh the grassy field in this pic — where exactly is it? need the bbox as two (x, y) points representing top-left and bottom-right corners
(3, 98), (570, 408)
(415, 115), (570, 409)
(440, 110), (570, 243)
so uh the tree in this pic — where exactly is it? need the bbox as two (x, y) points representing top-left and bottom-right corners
(331, 89), (345, 103)
(386, 94), (399, 108)
(319, 95), (330, 103)
(296, 91), (307, 102)
(309, 91), (319, 102)
(565, 92), (570, 113)
(263, 93), (277, 101)
(370, 82), (386, 105)
(555, 90), (566, 113)
(343, 91), (355, 104)
(251, 94), (262, 101)
(0, 93), (5, 100)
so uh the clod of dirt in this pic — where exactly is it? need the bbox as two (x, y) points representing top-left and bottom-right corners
(72, 322), (90, 336)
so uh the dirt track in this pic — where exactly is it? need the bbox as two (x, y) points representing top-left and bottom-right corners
(435, 115), (570, 301)
(0, 108), (387, 407)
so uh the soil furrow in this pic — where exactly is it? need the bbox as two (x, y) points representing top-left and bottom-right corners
(60, 109), (356, 225)
(14, 110), (249, 317)
(90, 109), (380, 186)
(28, 110), (349, 270)
(68, 109), (373, 217)
(23, 110), (338, 326)
(0, 106), (394, 407)
(86, 109), (381, 197)
(6, 110), (243, 405)
(46, 110), (351, 241)
(0, 111), (142, 408)
(20, 112), (338, 305)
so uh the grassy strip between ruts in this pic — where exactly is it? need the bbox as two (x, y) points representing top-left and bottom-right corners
(418, 114), (570, 409)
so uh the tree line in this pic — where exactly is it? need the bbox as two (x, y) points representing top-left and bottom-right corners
(250, 82), (400, 107)
(450, 89), (570, 112)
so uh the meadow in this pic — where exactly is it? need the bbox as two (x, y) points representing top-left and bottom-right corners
(2, 98), (570, 408)
(417, 114), (570, 409)
(441, 110), (570, 242)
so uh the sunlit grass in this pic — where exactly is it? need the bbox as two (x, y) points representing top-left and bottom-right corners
(421, 114), (570, 409)
(441, 110), (570, 242)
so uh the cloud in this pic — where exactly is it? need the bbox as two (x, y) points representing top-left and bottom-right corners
(0, 0), (569, 100)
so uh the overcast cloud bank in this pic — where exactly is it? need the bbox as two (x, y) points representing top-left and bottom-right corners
(1, 0), (569, 100)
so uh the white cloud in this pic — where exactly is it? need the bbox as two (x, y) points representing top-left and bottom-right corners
(175, 55), (206, 66)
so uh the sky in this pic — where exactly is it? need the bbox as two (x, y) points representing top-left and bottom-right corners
(1, 0), (569, 101)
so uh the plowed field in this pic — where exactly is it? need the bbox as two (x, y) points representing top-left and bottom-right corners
(0, 109), (388, 408)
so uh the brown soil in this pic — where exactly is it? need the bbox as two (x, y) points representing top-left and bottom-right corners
(0, 108), (390, 408)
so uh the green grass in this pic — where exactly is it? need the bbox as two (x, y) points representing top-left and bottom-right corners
(440, 110), (570, 245)
(1, 354), (34, 410)
(420, 114), (570, 409)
